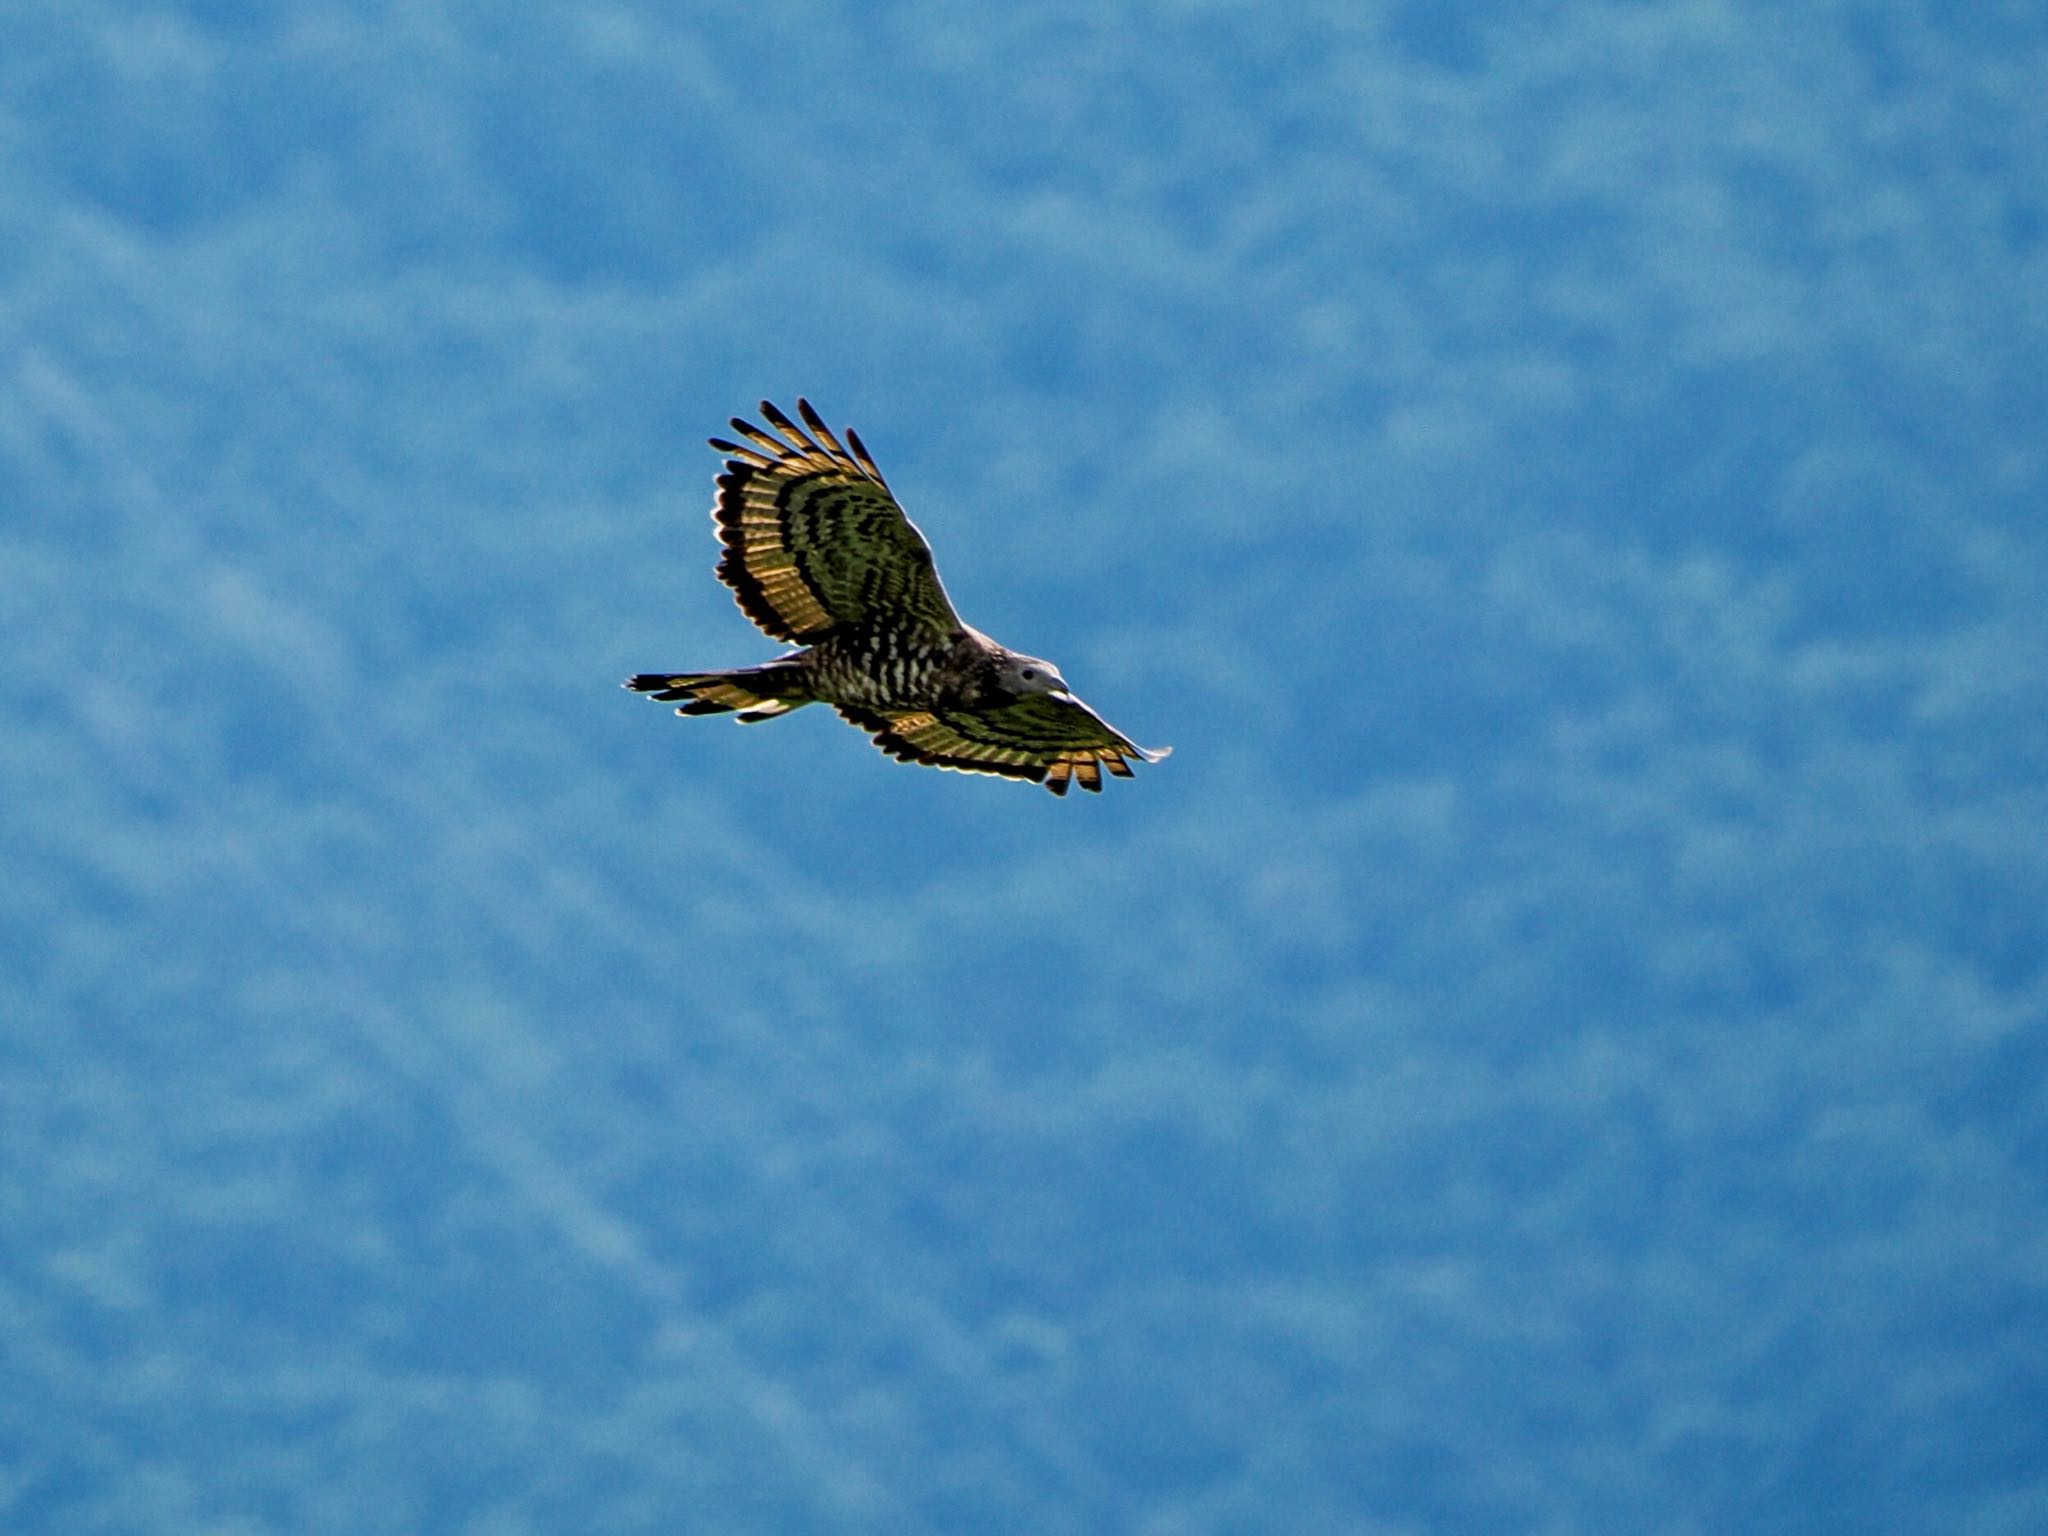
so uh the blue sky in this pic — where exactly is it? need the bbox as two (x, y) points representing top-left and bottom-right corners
(5, 2), (2046, 1532)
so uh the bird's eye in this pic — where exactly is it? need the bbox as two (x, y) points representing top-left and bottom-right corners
(1022, 668), (1038, 680)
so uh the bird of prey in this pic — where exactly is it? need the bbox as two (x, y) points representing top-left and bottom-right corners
(625, 399), (1169, 795)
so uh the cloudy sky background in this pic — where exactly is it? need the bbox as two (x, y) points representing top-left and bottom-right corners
(5, 2), (2046, 1531)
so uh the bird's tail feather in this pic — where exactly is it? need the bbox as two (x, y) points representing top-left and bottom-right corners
(623, 663), (812, 723)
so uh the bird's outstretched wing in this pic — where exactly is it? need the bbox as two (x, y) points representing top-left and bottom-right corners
(708, 400), (961, 644)
(836, 692), (1171, 796)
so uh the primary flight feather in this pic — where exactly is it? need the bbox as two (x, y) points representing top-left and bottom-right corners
(625, 399), (1170, 795)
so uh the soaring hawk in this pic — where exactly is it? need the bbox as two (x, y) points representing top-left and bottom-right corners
(625, 399), (1170, 795)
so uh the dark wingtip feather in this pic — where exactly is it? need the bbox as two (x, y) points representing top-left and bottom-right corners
(795, 399), (856, 467)
(759, 399), (803, 439)
(844, 425), (887, 485)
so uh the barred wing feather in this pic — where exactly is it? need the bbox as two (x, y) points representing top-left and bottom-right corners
(709, 400), (961, 643)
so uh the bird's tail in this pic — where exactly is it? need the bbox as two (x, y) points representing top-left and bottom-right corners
(623, 661), (813, 723)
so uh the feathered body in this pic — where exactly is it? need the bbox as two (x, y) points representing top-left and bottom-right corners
(626, 400), (1168, 795)
(803, 626), (1000, 713)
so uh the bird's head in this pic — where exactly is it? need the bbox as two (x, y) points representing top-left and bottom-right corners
(996, 650), (1070, 698)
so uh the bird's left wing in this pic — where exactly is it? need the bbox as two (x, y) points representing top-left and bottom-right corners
(708, 399), (962, 645)
(836, 691), (1171, 795)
